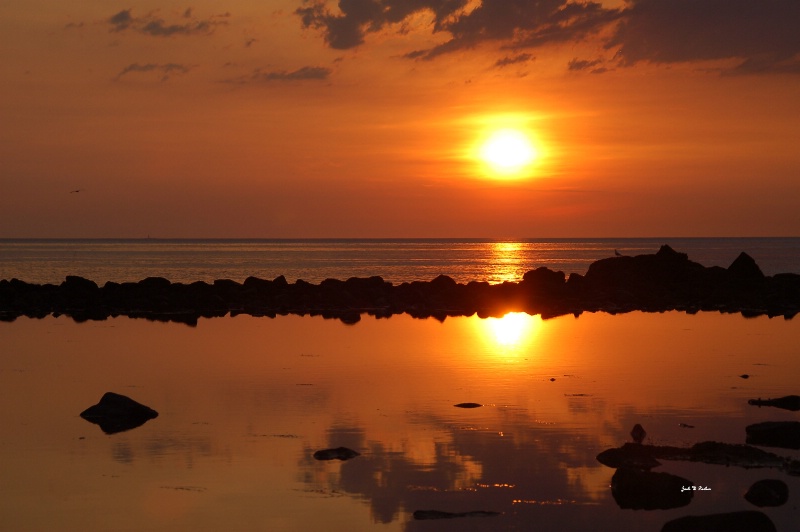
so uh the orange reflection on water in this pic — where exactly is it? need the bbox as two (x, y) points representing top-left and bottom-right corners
(488, 241), (526, 283)
(473, 312), (542, 363)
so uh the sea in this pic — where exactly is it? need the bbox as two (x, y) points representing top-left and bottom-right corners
(1, 237), (799, 285)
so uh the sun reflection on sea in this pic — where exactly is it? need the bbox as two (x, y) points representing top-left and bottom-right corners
(488, 241), (527, 283)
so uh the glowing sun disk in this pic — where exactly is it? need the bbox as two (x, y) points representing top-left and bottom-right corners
(478, 128), (538, 176)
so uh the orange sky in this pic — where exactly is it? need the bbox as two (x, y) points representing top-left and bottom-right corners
(2, 0), (799, 238)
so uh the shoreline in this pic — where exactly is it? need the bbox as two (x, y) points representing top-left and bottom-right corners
(2, 245), (798, 326)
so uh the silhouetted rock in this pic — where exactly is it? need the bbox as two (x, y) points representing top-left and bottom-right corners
(748, 395), (800, 411)
(661, 511), (776, 532)
(728, 252), (765, 281)
(611, 468), (693, 510)
(744, 479), (788, 507)
(746, 421), (800, 449)
(312, 447), (360, 461)
(413, 510), (500, 520)
(80, 392), (158, 434)
(454, 403), (482, 408)
(2, 247), (799, 323)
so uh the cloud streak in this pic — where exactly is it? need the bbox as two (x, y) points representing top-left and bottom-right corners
(108, 8), (229, 37)
(296, 0), (800, 74)
(224, 66), (332, 84)
(115, 63), (196, 82)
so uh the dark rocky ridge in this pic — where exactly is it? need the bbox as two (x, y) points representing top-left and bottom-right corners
(1, 245), (798, 326)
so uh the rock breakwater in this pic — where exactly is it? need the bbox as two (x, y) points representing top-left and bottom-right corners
(2, 246), (798, 325)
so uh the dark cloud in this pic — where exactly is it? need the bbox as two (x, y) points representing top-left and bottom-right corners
(607, 0), (800, 74)
(296, 0), (471, 50)
(296, 0), (619, 58)
(108, 8), (229, 37)
(567, 57), (608, 74)
(297, 0), (800, 75)
(115, 62), (195, 82)
(224, 66), (332, 84)
(495, 53), (533, 68)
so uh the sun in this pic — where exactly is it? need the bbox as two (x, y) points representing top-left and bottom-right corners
(478, 128), (538, 177)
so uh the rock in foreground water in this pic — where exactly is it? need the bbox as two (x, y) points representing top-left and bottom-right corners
(79, 392), (158, 434)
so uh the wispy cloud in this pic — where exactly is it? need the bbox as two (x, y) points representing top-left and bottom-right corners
(115, 63), (196, 82)
(495, 53), (534, 68)
(567, 57), (607, 74)
(296, 0), (800, 75)
(108, 8), (229, 37)
(224, 66), (332, 84)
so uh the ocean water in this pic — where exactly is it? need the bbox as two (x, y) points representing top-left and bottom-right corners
(1, 237), (798, 285)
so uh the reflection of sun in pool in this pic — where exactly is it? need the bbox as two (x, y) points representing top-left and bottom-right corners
(486, 312), (536, 347)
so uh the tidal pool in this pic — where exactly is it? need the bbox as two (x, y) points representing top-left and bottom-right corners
(1, 311), (799, 531)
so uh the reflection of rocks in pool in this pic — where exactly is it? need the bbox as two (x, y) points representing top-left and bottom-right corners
(611, 468), (693, 510)
(661, 510), (776, 532)
(454, 402), (482, 408)
(745, 421), (800, 450)
(80, 392), (158, 435)
(597, 441), (800, 474)
(413, 510), (500, 520)
(744, 479), (789, 507)
(312, 447), (360, 461)
(748, 395), (800, 412)
(630, 423), (646, 443)
(596, 446), (661, 470)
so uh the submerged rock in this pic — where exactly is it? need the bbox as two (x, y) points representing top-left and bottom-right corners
(79, 392), (158, 434)
(661, 510), (776, 532)
(611, 468), (693, 510)
(744, 479), (789, 507)
(745, 421), (800, 450)
(748, 395), (800, 411)
(312, 447), (360, 461)
(413, 510), (500, 520)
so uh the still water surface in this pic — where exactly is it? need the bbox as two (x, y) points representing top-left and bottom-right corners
(2, 311), (799, 531)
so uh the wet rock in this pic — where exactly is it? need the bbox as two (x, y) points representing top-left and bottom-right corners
(661, 510), (776, 532)
(748, 395), (800, 411)
(745, 421), (800, 450)
(413, 510), (500, 520)
(80, 392), (158, 434)
(744, 479), (789, 507)
(312, 447), (360, 461)
(611, 468), (693, 510)
(454, 402), (482, 408)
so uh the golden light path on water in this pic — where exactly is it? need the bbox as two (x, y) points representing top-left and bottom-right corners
(488, 241), (528, 283)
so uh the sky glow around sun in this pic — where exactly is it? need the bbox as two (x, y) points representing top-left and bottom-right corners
(2, 1), (799, 237)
